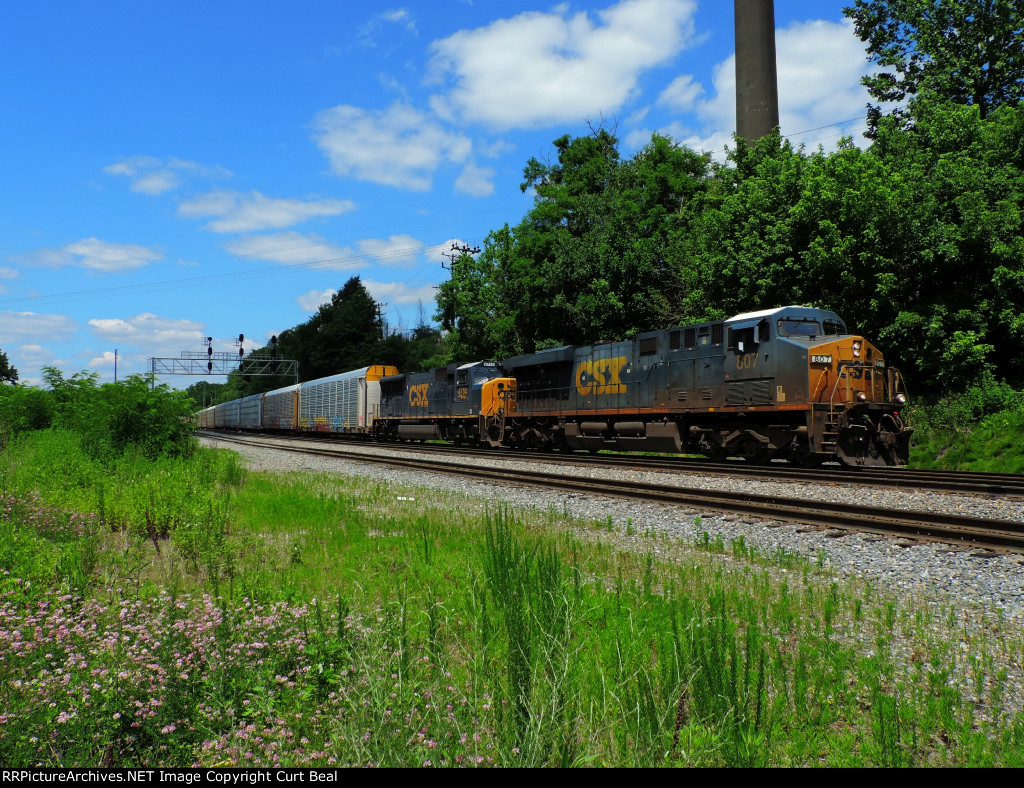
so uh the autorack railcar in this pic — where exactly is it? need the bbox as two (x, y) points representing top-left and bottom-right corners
(298, 365), (397, 434)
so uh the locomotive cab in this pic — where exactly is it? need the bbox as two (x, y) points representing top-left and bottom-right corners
(455, 361), (517, 447)
(759, 307), (911, 466)
(453, 361), (508, 416)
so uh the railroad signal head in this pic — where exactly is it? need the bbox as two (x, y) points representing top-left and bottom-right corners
(207, 361), (213, 372)
(207, 346), (213, 356)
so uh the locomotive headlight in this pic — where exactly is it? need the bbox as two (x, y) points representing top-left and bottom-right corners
(895, 393), (907, 405)
(856, 392), (867, 402)
(852, 340), (862, 358)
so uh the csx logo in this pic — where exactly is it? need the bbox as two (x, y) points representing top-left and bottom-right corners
(575, 357), (628, 396)
(409, 384), (430, 407)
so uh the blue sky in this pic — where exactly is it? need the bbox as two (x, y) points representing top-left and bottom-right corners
(0, 0), (878, 387)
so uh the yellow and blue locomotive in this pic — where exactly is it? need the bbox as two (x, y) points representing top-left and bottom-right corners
(375, 306), (911, 466)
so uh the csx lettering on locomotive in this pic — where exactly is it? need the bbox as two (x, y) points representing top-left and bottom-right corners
(409, 383), (430, 407)
(574, 357), (628, 396)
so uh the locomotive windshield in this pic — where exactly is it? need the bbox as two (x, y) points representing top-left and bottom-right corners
(777, 319), (820, 337)
(776, 317), (848, 338)
(457, 362), (502, 387)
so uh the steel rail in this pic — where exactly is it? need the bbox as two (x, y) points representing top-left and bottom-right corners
(202, 432), (1024, 554)
(205, 429), (1024, 499)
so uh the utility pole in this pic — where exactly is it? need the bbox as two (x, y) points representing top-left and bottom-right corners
(441, 242), (481, 272)
(735, 0), (780, 142)
(114, 348), (118, 383)
(439, 242), (481, 332)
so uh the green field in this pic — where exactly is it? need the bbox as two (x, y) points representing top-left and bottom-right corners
(2, 428), (1024, 767)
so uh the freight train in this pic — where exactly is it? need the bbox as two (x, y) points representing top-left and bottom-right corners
(197, 306), (912, 467)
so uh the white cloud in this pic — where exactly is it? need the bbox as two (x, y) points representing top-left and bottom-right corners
(354, 234), (423, 266)
(775, 20), (877, 143)
(624, 18), (875, 161)
(657, 74), (702, 112)
(428, 0), (697, 130)
(0, 266), (18, 294)
(626, 106), (650, 126)
(87, 313), (207, 350)
(455, 161), (496, 197)
(686, 18), (874, 155)
(297, 288), (337, 311)
(178, 190), (356, 233)
(477, 139), (515, 159)
(624, 121), (693, 150)
(9, 342), (70, 386)
(423, 238), (472, 265)
(104, 155), (231, 195)
(132, 171), (181, 195)
(226, 231), (434, 269)
(88, 350), (119, 369)
(358, 8), (417, 46)
(363, 280), (440, 306)
(0, 311), (78, 344)
(103, 155), (161, 177)
(14, 344), (62, 368)
(84, 313), (244, 376)
(15, 238), (163, 273)
(225, 232), (361, 268)
(312, 103), (474, 191)
(83, 316), (260, 383)
(68, 238), (164, 272)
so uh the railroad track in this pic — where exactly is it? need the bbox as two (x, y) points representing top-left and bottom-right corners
(201, 431), (1024, 555)
(206, 429), (1024, 499)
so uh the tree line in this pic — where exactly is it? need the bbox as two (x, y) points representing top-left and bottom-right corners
(188, 276), (446, 406)
(436, 0), (1024, 395)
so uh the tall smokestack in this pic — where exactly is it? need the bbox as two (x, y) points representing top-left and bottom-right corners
(735, 0), (780, 142)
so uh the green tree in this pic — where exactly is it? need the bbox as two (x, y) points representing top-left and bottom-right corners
(184, 380), (227, 408)
(845, 0), (1024, 127)
(436, 130), (711, 356)
(869, 99), (1024, 387)
(0, 348), (18, 384)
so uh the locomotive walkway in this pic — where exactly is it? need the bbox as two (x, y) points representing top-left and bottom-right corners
(201, 431), (1024, 555)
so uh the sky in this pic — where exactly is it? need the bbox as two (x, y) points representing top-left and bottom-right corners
(0, 0), (880, 388)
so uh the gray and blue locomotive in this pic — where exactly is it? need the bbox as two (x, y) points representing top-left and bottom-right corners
(375, 306), (911, 467)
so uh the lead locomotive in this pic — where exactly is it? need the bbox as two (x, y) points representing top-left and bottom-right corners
(375, 306), (911, 467)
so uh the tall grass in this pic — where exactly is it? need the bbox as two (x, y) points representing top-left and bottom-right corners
(2, 435), (1024, 766)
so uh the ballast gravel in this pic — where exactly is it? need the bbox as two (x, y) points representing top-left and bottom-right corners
(203, 434), (1024, 720)
(200, 434), (1024, 626)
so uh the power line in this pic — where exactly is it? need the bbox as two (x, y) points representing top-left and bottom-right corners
(783, 116), (864, 137)
(0, 237), (482, 310)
